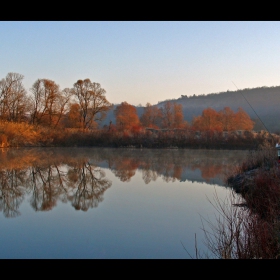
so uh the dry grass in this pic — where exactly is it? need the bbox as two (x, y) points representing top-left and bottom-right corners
(0, 121), (73, 147)
(193, 146), (280, 259)
(0, 121), (40, 146)
(200, 188), (280, 259)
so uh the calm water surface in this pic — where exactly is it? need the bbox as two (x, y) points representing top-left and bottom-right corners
(0, 147), (249, 259)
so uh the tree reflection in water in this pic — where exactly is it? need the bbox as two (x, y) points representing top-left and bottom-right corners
(110, 158), (139, 182)
(0, 147), (248, 217)
(67, 161), (111, 211)
(27, 165), (69, 212)
(97, 148), (244, 184)
(0, 148), (112, 216)
(0, 169), (26, 217)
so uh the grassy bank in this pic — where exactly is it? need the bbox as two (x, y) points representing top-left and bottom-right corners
(195, 146), (280, 259)
(0, 121), (278, 149)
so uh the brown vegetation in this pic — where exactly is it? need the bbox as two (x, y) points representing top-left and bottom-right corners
(192, 106), (254, 132)
(140, 102), (162, 128)
(0, 71), (266, 149)
(0, 119), (277, 150)
(195, 146), (280, 259)
(114, 101), (140, 131)
(71, 79), (112, 130)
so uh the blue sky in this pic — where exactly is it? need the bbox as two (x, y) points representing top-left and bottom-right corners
(1, 21), (280, 106)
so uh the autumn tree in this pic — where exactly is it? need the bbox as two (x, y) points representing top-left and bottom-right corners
(54, 87), (73, 128)
(0, 72), (30, 122)
(29, 79), (72, 128)
(161, 101), (188, 129)
(29, 79), (58, 126)
(71, 79), (111, 130)
(65, 103), (82, 128)
(140, 102), (162, 128)
(161, 101), (173, 128)
(173, 103), (188, 129)
(114, 102), (140, 131)
(235, 107), (255, 130)
(218, 107), (236, 131)
(192, 106), (254, 132)
(192, 107), (222, 131)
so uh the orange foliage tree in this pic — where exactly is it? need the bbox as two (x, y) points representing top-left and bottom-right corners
(173, 103), (187, 129)
(192, 106), (254, 132)
(234, 107), (255, 130)
(140, 102), (162, 128)
(192, 107), (222, 131)
(114, 102), (140, 131)
(218, 107), (236, 131)
(64, 103), (82, 128)
(160, 101), (188, 129)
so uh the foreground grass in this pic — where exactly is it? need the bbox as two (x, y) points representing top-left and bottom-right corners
(193, 146), (280, 259)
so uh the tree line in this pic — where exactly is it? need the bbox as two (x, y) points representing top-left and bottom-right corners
(0, 73), (111, 130)
(112, 102), (254, 132)
(0, 72), (255, 135)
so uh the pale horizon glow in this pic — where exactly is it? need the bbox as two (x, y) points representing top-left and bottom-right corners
(1, 21), (280, 106)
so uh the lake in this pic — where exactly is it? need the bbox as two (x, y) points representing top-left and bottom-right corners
(0, 147), (249, 259)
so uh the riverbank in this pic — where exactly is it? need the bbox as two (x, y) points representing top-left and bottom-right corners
(1, 122), (278, 150)
(202, 146), (280, 259)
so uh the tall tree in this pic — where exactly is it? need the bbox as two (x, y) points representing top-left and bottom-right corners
(173, 103), (188, 129)
(161, 101), (173, 129)
(140, 102), (162, 128)
(235, 107), (255, 130)
(65, 103), (82, 128)
(192, 107), (222, 131)
(114, 102), (140, 130)
(161, 101), (187, 129)
(71, 79), (111, 130)
(53, 87), (73, 128)
(30, 79), (71, 127)
(218, 107), (236, 131)
(0, 72), (29, 122)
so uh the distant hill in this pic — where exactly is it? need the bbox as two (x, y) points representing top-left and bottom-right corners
(99, 86), (280, 133)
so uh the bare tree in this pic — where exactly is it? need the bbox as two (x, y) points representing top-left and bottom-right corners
(29, 79), (72, 127)
(160, 101), (187, 129)
(71, 79), (112, 130)
(53, 87), (73, 128)
(0, 72), (29, 122)
(140, 102), (163, 128)
(161, 101), (173, 129)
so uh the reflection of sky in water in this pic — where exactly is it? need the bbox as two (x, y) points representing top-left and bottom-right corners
(0, 148), (247, 259)
(0, 168), (230, 259)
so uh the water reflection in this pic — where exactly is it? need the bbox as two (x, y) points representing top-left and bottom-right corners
(0, 147), (248, 217)
(89, 148), (247, 184)
(0, 148), (112, 217)
(0, 169), (25, 218)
